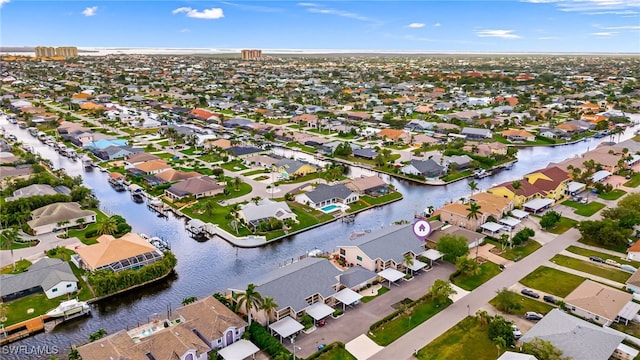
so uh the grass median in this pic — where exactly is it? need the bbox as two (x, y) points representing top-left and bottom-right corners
(550, 254), (631, 284)
(520, 266), (584, 297)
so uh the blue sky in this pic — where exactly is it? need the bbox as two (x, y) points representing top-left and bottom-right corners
(1, 1), (639, 52)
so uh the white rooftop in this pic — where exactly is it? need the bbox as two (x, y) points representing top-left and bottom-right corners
(269, 316), (304, 339)
(405, 258), (427, 271)
(523, 198), (554, 211)
(332, 288), (362, 306)
(481, 221), (503, 232)
(617, 301), (640, 322)
(510, 209), (529, 219)
(377, 268), (404, 283)
(305, 301), (334, 321)
(218, 339), (260, 360)
(420, 249), (444, 261)
(499, 217), (521, 227)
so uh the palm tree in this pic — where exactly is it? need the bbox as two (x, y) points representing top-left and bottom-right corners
(404, 253), (415, 274)
(261, 296), (279, 325)
(475, 310), (491, 329)
(233, 177), (242, 191)
(466, 202), (483, 223)
(96, 216), (118, 236)
(251, 196), (262, 205)
(0, 226), (20, 271)
(201, 199), (216, 217)
(511, 180), (522, 193)
(236, 283), (263, 325)
(468, 180), (479, 197)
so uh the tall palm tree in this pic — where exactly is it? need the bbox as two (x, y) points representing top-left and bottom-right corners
(511, 180), (522, 197)
(261, 296), (279, 325)
(0, 226), (20, 271)
(466, 202), (483, 225)
(96, 216), (118, 236)
(468, 180), (479, 197)
(233, 177), (242, 191)
(201, 199), (216, 217)
(236, 283), (263, 325)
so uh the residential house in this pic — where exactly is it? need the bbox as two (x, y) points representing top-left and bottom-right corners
(439, 192), (514, 231)
(352, 147), (378, 160)
(133, 159), (171, 175)
(238, 199), (297, 231)
(461, 127), (493, 140)
(124, 152), (161, 166)
(204, 138), (232, 150)
(337, 225), (426, 273)
(520, 309), (636, 360)
(523, 166), (570, 202)
(344, 176), (389, 196)
(500, 129), (535, 142)
(155, 169), (202, 183)
(0, 257), (78, 302)
(27, 202), (96, 235)
(294, 184), (359, 209)
(400, 159), (446, 178)
(164, 176), (223, 201)
(377, 129), (406, 142)
(426, 221), (486, 249)
(627, 240), (640, 261)
(74, 233), (165, 272)
(405, 119), (435, 131)
(243, 155), (279, 168)
(579, 102), (601, 114)
(93, 145), (143, 161)
(564, 280), (634, 325)
(0, 165), (33, 181)
(6, 184), (63, 201)
(227, 146), (265, 159)
(625, 269), (640, 294)
(273, 159), (317, 179)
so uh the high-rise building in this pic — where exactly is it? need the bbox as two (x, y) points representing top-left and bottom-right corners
(35, 46), (78, 58)
(241, 49), (262, 61)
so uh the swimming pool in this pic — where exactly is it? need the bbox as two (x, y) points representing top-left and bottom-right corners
(320, 204), (341, 213)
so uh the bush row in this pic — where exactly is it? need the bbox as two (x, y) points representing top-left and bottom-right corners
(246, 322), (291, 359)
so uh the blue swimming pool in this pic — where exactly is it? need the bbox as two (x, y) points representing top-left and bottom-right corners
(320, 204), (341, 213)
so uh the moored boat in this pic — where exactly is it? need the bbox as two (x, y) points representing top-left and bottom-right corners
(46, 299), (90, 318)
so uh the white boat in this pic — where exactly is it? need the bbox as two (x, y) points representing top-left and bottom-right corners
(46, 299), (90, 318)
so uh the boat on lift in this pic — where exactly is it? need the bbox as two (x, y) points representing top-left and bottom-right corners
(46, 299), (90, 318)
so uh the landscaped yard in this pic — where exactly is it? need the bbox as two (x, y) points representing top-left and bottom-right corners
(441, 170), (474, 183)
(562, 200), (606, 217)
(550, 254), (631, 284)
(520, 266), (585, 297)
(67, 208), (109, 245)
(309, 344), (356, 360)
(347, 192), (403, 213)
(417, 317), (503, 360)
(2, 293), (63, 326)
(624, 173), (640, 188)
(451, 262), (501, 291)
(0, 259), (32, 274)
(369, 299), (452, 346)
(220, 160), (249, 171)
(0, 239), (34, 250)
(598, 189), (627, 200)
(489, 294), (554, 316)
(485, 240), (541, 261)
(242, 169), (270, 176)
(565, 245), (640, 268)
(578, 236), (629, 254)
(547, 217), (578, 235)
(361, 286), (389, 303)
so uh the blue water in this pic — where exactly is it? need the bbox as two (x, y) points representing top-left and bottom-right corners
(320, 204), (341, 212)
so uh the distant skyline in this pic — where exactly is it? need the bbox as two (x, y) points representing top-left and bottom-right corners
(1, 1), (639, 53)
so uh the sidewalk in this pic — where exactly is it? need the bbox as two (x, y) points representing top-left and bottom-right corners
(544, 260), (626, 289)
(571, 242), (629, 258)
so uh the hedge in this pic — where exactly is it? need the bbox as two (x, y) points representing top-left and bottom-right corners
(247, 322), (291, 359)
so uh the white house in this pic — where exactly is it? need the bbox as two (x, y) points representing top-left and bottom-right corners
(27, 202), (96, 235)
(0, 258), (78, 302)
(295, 184), (359, 209)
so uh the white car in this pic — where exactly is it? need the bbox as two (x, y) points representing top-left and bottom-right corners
(512, 324), (522, 339)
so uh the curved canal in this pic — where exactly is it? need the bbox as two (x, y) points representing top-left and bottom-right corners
(2, 118), (638, 358)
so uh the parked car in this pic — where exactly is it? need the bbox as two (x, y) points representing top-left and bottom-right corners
(525, 312), (544, 321)
(620, 264), (637, 274)
(605, 259), (621, 267)
(512, 324), (522, 339)
(589, 256), (605, 263)
(521, 288), (540, 299)
(543, 295), (556, 304)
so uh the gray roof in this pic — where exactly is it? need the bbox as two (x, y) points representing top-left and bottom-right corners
(461, 127), (492, 136)
(0, 258), (77, 298)
(520, 309), (624, 360)
(234, 258), (341, 313)
(240, 199), (294, 223)
(353, 148), (378, 159)
(349, 225), (425, 263)
(406, 159), (445, 175)
(7, 184), (58, 201)
(274, 158), (314, 175)
(304, 184), (355, 204)
(338, 266), (378, 289)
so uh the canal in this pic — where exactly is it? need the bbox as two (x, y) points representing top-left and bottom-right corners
(2, 117), (638, 358)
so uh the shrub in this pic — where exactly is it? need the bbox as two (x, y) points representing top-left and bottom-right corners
(300, 314), (314, 329)
(247, 322), (290, 359)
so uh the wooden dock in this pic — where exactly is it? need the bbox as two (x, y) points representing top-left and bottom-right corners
(0, 316), (47, 345)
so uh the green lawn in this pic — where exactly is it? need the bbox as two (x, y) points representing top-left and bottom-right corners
(520, 266), (585, 297)
(565, 245), (640, 268)
(286, 141), (317, 153)
(624, 173), (640, 188)
(67, 208), (109, 245)
(361, 286), (389, 303)
(347, 192), (404, 213)
(180, 147), (196, 155)
(578, 236), (629, 254)
(153, 152), (174, 159)
(242, 169), (269, 176)
(220, 160), (249, 171)
(598, 189), (627, 200)
(417, 317), (503, 360)
(485, 240), (541, 261)
(2, 293), (62, 327)
(198, 153), (223, 163)
(562, 200), (606, 216)
(550, 254), (631, 284)
(0, 259), (32, 274)
(0, 239), (34, 250)
(266, 118), (292, 125)
(274, 172), (320, 185)
(309, 345), (356, 360)
(370, 299), (452, 346)
(451, 262), (501, 291)
(489, 294), (554, 316)
(548, 217), (578, 235)
(441, 170), (474, 183)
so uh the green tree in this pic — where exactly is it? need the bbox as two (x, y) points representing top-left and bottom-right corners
(429, 279), (456, 305)
(233, 176), (243, 191)
(488, 315), (515, 346)
(0, 226), (20, 271)
(577, 219), (632, 248)
(540, 210), (561, 230)
(522, 338), (571, 360)
(456, 256), (480, 276)
(89, 328), (107, 342)
(236, 283), (263, 325)
(468, 180), (478, 197)
(201, 199), (216, 217)
(475, 310), (491, 329)
(437, 234), (470, 263)
(492, 288), (522, 314)
(260, 296), (279, 325)
(96, 216), (118, 235)
(466, 202), (483, 225)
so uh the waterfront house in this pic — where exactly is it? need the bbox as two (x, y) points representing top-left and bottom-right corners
(564, 280), (635, 325)
(520, 309), (636, 360)
(438, 193), (513, 231)
(124, 152), (161, 166)
(237, 199), (297, 231)
(426, 221), (486, 249)
(500, 129), (535, 142)
(6, 183), (62, 201)
(337, 225), (426, 273)
(155, 169), (202, 183)
(27, 202), (96, 235)
(273, 158), (317, 179)
(488, 178), (545, 208)
(164, 176), (223, 201)
(343, 175), (389, 196)
(294, 183), (359, 209)
(461, 127), (493, 140)
(0, 165), (33, 181)
(74, 233), (164, 272)
(175, 296), (248, 350)
(92, 145), (143, 161)
(400, 159), (446, 178)
(522, 166), (570, 202)
(0, 257), (78, 302)
(132, 159), (171, 175)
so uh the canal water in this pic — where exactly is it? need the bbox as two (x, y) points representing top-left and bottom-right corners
(1, 117), (638, 358)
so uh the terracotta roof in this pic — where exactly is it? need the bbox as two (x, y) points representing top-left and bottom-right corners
(126, 152), (161, 164)
(525, 166), (569, 192)
(134, 159), (171, 173)
(75, 233), (158, 270)
(501, 129), (535, 138)
(377, 128), (406, 140)
(205, 138), (232, 149)
(439, 202), (471, 217)
(80, 102), (104, 110)
(176, 296), (247, 342)
(156, 169), (202, 182)
(564, 280), (631, 321)
(190, 108), (217, 120)
(28, 202), (95, 228)
(470, 192), (513, 216)
(491, 179), (542, 197)
(168, 176), (222, 197)
(344, 176), (387, 193)
(628, 240), (640, 253)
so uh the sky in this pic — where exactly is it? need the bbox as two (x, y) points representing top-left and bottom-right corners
(1, 0), (639, 53)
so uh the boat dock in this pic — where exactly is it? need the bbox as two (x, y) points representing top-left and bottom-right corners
(147, 200), (169, 218)
(0, 316), (47, 346)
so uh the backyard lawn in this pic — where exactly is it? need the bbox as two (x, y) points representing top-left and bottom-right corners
(485, 240), (541, 261)
(519, 266), (585, 297)
(489, 294), (554, 316)
(624, 173), (640, 188)
(565, 245), (640, 268)
(550, 254), (631, 284)
(67, 208), (109, 245)
(2, 293), (62, 326)
(562, 200), (606, 217)
(417, 317), (503, 360)
(598, 189), (627, 200)
(578, 236), (629, 254)
(361, 286), (389, 303)
(451, 262), (501, 291)
(0, 259), (32, 274)
(242, 169), (270, 176)
(548, 217), (578, 235)
(220, 160), (249, 171)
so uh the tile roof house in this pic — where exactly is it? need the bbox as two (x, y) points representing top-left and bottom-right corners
(124, 152), (161, 166)
(0, 165), (33, 180)
(500, 129), (535, 142)
(155, 169), (202, 183)
(564, 280), (633, 325)
(343, 175), (389, 196)
(27, 202), (96, 235)
(238, 199), (297, 230)
(523, 166), (570, 201)
(377, 128), (406, 141)
(164, 176), (223, 201)
(92, 145), (143, 161)
(625, 268), (640, 294)
(273, 159), (317, 179)
(626, 240), (640, 261)
(6, 184), (59, 201)
(0, 257), (78, 301)
(204, 138), (232, 150)
(294, 183), (359, 209)
(400, 159), (446, 178)
(133, 159), (171, 175)
(520, 309), (633, 360)
(75, 233), (164, 272)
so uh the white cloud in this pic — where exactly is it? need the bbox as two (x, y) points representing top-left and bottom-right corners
(172, 7), (224, 19)
(297, 2), (319, 7)
(602, 25), (640, 30)
(306, 6), (375, 22)
(0, 0), (10, 9)
(475, 29), (522, 39)
(407, 22), (426, 28)
(591, 31), (618, 36)
(179, 28), (190, 33)
(82, 6), (98, 17)
(433, 22), (441, 27)
(522, 0), (640, 13)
